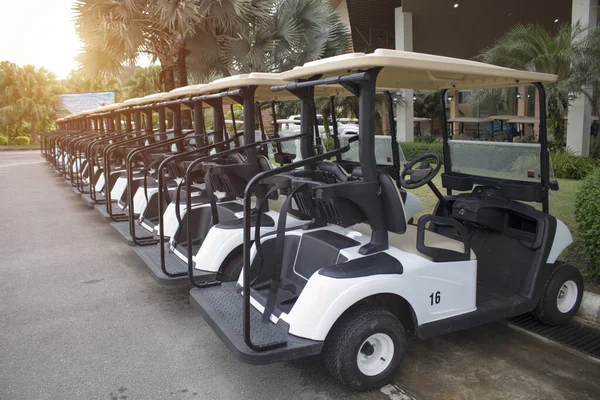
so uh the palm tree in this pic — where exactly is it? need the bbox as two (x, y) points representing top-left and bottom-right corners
(74, 0), (348, 87)
(74, 0), (203, 90)
(477, 23), (600, 144)
(200, 0), (349, 76)
(0, 62), (60, 144)
(122, 66), (163, 99)
(61, 70), (122, 98)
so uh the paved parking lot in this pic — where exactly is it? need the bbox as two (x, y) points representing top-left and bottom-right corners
(1, 151), (600, 400)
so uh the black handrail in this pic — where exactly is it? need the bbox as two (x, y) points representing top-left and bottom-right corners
(183, 133), (310, 286)
(238, 142), (352, 351)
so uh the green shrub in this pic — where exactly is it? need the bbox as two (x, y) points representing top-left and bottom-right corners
(551, 150), (598, 180)
(400, 142), (444, 162)
(575, 168), (600, 282)
(414, 135), (438, 143)
(590, 135), (600, 159)
(322, 137), (335, 152)
(12, 136), (31, 146)
(0, 136), (7, 146)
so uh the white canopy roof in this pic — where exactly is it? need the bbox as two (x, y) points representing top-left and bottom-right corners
(280, 49), (557, 90)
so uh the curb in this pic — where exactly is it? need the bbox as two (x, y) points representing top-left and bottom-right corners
(578, 290), (600, 324)
(0, 148), (39, 151)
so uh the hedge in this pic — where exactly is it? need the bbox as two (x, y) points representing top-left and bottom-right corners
(400, 142), (444, 162)
(575, 168), (600, 281)
(12, 136), (31, 145)
(0, 136), (7, 146)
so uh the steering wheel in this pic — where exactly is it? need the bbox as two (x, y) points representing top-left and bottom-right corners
(400, 153), (442, 189)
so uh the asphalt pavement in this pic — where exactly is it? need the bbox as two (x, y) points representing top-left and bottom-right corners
(1, 150), (599, 400)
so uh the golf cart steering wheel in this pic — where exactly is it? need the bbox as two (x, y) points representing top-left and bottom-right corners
(400, 153), (442, 189)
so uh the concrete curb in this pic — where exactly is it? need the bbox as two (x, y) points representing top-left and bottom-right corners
(577, 290), (600, 324)
(0, 148), (39, 151)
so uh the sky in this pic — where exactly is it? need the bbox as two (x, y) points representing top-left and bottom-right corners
(0, 0), (82, 78)
(0, 0), (150, 79)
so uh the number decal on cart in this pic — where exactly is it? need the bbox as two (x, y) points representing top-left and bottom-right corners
(429, 291), (441, 305)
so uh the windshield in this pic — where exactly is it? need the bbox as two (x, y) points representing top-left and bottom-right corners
(340, 135), (407, 166)
(448, 140), (554, 182)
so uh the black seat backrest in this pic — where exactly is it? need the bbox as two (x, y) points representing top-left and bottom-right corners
(317, 161), (348, 182)
(378, 172), (407, 234)
(258, 155), (272, 172)
(258, 155), (278, 200)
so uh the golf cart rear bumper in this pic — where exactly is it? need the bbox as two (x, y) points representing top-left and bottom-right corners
(190, 283), (323, 365)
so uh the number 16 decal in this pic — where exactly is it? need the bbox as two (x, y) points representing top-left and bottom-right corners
(429, 291), (441, 305)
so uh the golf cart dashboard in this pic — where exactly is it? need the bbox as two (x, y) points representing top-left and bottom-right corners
(441, 172), (548, 203)
(450, 186), (545, 249)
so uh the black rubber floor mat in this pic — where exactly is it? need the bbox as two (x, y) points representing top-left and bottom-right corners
(508, 314), (600, 358)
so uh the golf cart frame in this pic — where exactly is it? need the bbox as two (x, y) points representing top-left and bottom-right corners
(189, 50), (582, 390)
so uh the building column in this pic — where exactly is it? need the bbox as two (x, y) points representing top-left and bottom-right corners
(517, 86), (528, 116)
(567, 0), (598, 155)
(395, 7), (414, 142)
(449, 90), (459, 135)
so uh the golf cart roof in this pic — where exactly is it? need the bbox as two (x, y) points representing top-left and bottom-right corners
(280, 49), (557, 90)
(165, 84), (207, 99)
(198, 73), (356, 102)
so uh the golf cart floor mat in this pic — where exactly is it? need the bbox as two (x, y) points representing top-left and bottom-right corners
(69, 184), (83, 196)
(190, 282), (323, 364)
(82, 192), (105, 207)
(133, 243), (212, 286)
(95, 203), (125, 221)
(110, 221), (135, 245)
(508, 314), (600, 359)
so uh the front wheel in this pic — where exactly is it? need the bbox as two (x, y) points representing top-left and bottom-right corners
(534, 263), (583, 325)
(322, 305), (406, 391)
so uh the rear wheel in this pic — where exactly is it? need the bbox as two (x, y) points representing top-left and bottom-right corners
(322, 305), (406, 391)
(534, 263), (583, 325)
(219, 251), (243, 282)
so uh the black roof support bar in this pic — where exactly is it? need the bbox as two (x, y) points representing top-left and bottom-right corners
(271, 71), (371, 92)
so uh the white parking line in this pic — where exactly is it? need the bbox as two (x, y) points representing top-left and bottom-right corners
(380, 383), (419, 400)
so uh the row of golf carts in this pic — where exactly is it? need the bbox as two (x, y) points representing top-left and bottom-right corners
(42, 49), (583, 390)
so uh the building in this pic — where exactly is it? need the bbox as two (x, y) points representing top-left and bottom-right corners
(332, 0), (597, 155)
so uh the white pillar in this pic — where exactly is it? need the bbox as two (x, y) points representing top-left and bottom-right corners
(395, 7), (414, 142)
(567, 0), (598, 156)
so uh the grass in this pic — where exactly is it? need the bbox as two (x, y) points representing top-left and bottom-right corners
(410, 175), (580, 233)
(0, 144), (40, 150)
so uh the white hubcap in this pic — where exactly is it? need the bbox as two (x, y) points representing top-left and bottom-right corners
(557, 280), (578, 313)
(356, 333), (394, 376)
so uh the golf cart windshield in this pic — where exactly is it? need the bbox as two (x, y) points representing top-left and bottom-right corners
(340, 135), (407, 166)
(448, 140), (554, 182)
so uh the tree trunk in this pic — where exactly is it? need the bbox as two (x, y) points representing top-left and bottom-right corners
(161, 66), (175, 92)
(31, 117), (38, 144)
(173, 45), (192, 129)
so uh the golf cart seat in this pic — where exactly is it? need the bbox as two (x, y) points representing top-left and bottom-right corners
(353, 224), (476, 261)
(316, 161), (349, 182)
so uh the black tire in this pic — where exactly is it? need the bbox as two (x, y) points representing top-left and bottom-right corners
(322, 305), (406, 391)
(219, 251), (243, 282)
(533, 263), (584, 326)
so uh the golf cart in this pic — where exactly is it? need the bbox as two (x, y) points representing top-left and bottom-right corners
(184, 77), (424, 286)
(189, 49), (583, 390)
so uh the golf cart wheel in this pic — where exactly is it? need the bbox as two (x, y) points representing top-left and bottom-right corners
(322, 305), (406, 391)
(533, 263), (583, 326)
(218, 251), (243, 282)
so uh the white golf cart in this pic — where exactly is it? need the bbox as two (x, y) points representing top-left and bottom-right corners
(189, 49), (583, 390)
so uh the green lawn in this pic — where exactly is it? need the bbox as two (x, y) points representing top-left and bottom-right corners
(410, 175), (580, 233)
